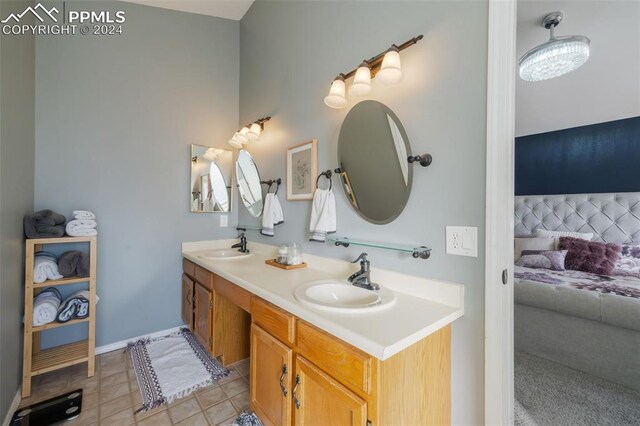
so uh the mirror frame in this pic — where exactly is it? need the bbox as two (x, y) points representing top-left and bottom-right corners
(189, 144), (235, 213)
(337, 100), (413, 225)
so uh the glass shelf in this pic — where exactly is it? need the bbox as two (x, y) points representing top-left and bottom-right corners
(326, 236), (431, 260)
(235, 224), (262, 232)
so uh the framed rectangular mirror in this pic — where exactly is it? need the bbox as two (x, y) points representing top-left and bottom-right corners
(190, 145), (234, 213)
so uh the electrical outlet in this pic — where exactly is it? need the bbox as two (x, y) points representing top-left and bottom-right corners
(220, 215), (228, 227)
(446, 226), (478, 257)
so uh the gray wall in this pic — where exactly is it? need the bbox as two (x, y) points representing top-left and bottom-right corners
(516, 0), (640, 136)
(239, 2), (488, 424)
(0, 0), (35, 418)
(35, 1), (239, 347)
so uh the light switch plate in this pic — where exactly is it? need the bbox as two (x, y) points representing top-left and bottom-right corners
(220, 215), (228, 227)
(446, 226), (478, 257)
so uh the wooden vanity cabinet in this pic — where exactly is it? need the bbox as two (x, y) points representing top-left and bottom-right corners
(193, 283), (213, 351)
(181, 274), (194, 330)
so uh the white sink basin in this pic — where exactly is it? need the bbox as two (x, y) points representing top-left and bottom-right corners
(294, 280), (396, 313)
(198, 249), (252, 260)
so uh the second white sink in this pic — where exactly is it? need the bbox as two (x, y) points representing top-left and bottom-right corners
(294, 280), (396, 313)
(198, 249), (252, 260)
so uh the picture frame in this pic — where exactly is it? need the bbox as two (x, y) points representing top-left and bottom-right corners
(286, 139), (317, 201)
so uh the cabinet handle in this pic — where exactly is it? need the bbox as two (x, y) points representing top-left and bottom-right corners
(279, 364), (288, 397)
(293, 375), (300, 409)
(186, 293), (192, 305)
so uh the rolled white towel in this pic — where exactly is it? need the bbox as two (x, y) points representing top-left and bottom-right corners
(33, 256), (63, 283)
(66, 219), (98, 237)
(73, 210), (96, 220)
(33, 288), (62, 326)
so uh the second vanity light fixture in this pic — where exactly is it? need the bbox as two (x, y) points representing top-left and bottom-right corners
(324, 35), (423, 109)
(228, 116), (272, 149)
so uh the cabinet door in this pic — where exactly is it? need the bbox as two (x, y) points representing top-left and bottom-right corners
(293, 356), (367, 426)
(250, 324), (293, 426)
(181, 274), (194, 330)
(194, 283), (212, 351)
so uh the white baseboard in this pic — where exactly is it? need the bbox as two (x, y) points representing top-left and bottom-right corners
(2, 387), (22, 426)
(96, 325), (183, 355)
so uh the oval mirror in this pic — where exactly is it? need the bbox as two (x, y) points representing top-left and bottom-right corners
(190, 145), (233, 213)
(236, 149), (264, 217)
(337, 100), (412, 224)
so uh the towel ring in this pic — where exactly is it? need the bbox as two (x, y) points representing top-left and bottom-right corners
(316, 170), (332, 190)
(261, 178), (282, 195)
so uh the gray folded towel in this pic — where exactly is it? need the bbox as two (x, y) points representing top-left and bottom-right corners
(58, 251), (89, 278)
(24, 210), (66, 239)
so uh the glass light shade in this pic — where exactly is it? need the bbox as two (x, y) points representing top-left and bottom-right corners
(228, 139), (243, 149)
(238, 127), (250, 143)
(324, 78), (347, 109)
(247, 123), (261, 141)
(203, 148), (217, 162)
(519, 36), (590, 82)
(349, 64), (372, 97)
(233, 131), (248, 144)
(376, 49), (402, 85)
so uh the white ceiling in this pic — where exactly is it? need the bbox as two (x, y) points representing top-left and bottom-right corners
(123, 0), (254, 20)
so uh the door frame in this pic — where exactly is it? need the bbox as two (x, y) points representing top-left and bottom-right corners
(485, 0), (517, 424)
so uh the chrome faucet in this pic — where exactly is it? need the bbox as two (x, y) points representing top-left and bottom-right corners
(348, 253), (379, 291)
(231, 233), (249, 253)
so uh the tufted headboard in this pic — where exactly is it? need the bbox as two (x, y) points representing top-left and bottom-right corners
(514, 192), (640, 244)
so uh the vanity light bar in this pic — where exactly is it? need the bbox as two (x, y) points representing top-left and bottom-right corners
(324, 35), (423, 109)
(228, 116), (272, 149)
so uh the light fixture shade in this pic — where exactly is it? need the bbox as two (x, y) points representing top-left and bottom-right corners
(247, 123), (261, 141)
(519, 36), (590, 82)
(324, 76), (347, 109)
(228, 139), (243, 149)
(239, 127), (251, 144)
(203, 148), (217, 162)
(377, 48), (402, 85)
(349, 63), (372, 97)
(234, 131), (248, 144)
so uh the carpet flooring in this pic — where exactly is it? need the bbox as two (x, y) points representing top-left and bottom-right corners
(515, 351), (640, 425)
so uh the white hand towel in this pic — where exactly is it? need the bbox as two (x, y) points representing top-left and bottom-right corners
(261, 193), (284, 237)
(309, 188), (336, 242)
(73, 210), (96, 220)
(66, 219), (98, 237)
(33, 256), (63, 283)
(33, 288), (62, 326)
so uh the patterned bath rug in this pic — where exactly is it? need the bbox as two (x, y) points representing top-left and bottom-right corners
(233, 411), (264, 426)
(127, 327), (229, 412)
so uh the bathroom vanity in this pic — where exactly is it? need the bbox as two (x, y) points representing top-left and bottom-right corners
(181, 240), (464, 426)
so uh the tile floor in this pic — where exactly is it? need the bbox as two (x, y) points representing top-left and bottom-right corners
(18, 350), (250, 425)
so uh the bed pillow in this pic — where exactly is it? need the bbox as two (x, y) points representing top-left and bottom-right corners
(559, 237), (622, 275)
(515, 250), (567, 271)
(613, 244), (640, 276)
(514, 237), (555, 261)
(535, 229), (594, 249)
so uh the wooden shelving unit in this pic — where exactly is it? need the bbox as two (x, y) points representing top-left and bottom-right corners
(22, 236), (97, 398)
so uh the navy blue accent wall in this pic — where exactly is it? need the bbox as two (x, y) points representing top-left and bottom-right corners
(515, 116), (640, 196)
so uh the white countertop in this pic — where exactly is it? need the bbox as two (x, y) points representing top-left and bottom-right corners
(182, 239), (464, 360)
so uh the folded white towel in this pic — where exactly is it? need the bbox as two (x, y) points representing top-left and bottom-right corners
(309, 188), (336, 242)
(261, 193), (284, 237)
(33, 256), (63, 283)
(33, 288), (62, 326)
(66, 219), (98, 237)
(73, 210), (96, 220)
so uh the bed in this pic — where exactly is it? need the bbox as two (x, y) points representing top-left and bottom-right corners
(514, 192), (640, 392)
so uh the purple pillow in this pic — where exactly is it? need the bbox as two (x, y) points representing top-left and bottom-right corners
(515, 250), (567, 271)
(559, 237), (622, 275)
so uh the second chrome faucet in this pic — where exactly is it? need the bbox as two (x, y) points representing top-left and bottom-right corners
(348, 253), (380, 291)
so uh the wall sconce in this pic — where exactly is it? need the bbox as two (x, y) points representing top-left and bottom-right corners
(324, 35), (423, 109)
(228, 116), (271, 149)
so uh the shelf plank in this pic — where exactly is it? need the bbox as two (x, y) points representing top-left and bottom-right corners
(31, 317), (89, 332)
(27, 236), (96, 245)
(31, 340), (89, 376)
(33, 276), (91, 288)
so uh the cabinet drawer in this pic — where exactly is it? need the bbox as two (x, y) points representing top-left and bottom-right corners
(251, 297), (295, 345)
(296, 321), (372, 395)
(195, 265), (213, 291)
(183, 258), (196, 278)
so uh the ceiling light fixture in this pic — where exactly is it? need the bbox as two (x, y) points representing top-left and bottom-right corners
(519, 11), (590, 82)
(324, 34), (423, 109)
(227, 117), (271, 149)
